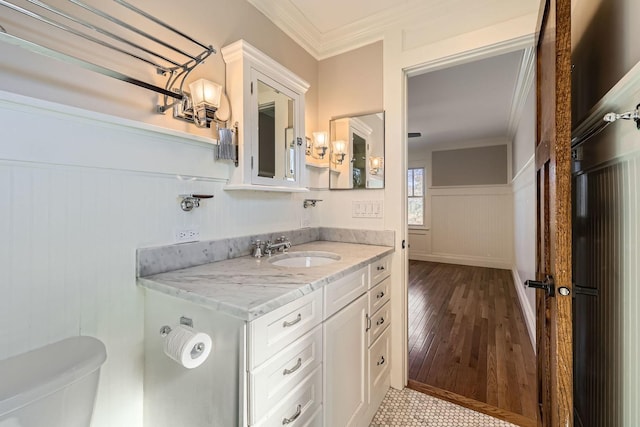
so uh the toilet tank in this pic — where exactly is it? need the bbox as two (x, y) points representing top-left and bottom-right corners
(0, 336), (107, 427)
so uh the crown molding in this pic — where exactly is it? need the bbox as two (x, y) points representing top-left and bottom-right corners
(248, 0), (323, 59)
(250, 0), (539, 60)
(507, 46), (536, 140)
(248, 0), (447, 60)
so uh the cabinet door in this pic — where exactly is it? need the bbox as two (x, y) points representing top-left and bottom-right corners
(324, 294), (368, 427)
(250, 70), (303, 188)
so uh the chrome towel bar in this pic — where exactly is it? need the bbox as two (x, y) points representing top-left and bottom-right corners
(0, 0), (215, 105)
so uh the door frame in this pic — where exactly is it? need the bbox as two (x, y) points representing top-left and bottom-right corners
(391, 34), (536, 388)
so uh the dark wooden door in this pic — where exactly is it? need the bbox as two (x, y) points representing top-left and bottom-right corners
(529, 0), (573, 425)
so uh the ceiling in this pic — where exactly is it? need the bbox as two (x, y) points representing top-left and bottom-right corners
(408, 50), (529, 149)
(248, 0), (540, 59)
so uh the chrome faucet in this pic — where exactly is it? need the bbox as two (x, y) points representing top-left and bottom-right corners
(264, 236), (291, 256)
(252, 240), (264, 258)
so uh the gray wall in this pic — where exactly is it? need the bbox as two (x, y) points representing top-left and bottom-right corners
(432, 145), (508, 186)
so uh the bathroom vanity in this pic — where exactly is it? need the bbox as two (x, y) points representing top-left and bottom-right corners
(138, 237), (393, 427)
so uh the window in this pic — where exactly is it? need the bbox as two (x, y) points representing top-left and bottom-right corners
(408, 167), (425, 226)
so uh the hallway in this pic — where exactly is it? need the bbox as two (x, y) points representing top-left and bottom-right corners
(407, 261), (536, 426)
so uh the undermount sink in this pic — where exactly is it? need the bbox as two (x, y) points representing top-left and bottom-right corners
(269, 251), (341, 267)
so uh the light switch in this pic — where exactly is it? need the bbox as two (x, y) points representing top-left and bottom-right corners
(352, 200), (383, 218)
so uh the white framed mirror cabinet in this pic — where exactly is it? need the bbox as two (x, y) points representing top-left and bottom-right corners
(222, 40), (310, 192)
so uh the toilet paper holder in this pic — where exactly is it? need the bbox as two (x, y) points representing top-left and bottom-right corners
(160, 316), (209, 362)
(159, 316), (194, 337)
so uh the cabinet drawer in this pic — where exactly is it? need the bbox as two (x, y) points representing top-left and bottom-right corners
(300, 405), (323, 427)
(368, 277), (390, 315)
(368, 328), (391, 405)
(367, 301), (390, 347)
(249, 326), (323, 424)
(369, 255), (391, 288)
(249, 290), (323, 368)
(253, 366), (322, 427)
(324, 266), (368, 320)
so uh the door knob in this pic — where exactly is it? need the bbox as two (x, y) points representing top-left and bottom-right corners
(525, 275), (555, 297)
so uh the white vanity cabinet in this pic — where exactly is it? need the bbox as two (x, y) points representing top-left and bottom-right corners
(248, 290), (324, 426)
(364, 256), (392, 423)
(142, 252), (393, 427)
(323, 258), (392, 427)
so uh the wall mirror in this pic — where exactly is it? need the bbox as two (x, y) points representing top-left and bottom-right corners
(256, 78), (297, 182)
(329, 112), (385, 189)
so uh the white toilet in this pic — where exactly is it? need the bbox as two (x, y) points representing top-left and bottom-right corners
(0, 336), (107, 427)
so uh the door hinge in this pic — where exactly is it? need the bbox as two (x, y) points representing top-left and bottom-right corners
(250, 81), (253, 94)
(572, 146), (583, 161)
(251, 156), (254, 169)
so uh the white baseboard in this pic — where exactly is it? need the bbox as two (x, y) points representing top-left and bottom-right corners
(410, 253), (512, 270)
(511, 267), (536, 350)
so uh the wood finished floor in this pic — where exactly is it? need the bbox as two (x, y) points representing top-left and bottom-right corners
(407, 261), (537, 425)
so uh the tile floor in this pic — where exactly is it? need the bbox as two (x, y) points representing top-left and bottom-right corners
(370, 387), (517, 427)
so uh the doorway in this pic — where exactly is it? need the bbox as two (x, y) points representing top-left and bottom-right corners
(403, 48), (538, 425)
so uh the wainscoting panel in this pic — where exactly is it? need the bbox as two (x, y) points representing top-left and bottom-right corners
(573, 153), (640, 427)
(0, 94), (317, 427)
(408, 229), (431, 260)
(511, 158), (536, 347)
(427, 187), (513, 269)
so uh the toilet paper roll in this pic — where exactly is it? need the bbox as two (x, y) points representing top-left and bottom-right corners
(163, 325), (212, 369)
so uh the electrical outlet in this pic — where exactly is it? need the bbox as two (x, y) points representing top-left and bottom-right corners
(175, 228), (200, 243)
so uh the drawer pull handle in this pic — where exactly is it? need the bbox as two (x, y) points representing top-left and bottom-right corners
(377, 265), (385, 271)
(283, 358), (303, 376)
(376, 317), (385, 326)
(282, 404), (302, 425)
(283, 313), (302, 328)
(377, 356), (385, 366)
(376, 291), (385, 299)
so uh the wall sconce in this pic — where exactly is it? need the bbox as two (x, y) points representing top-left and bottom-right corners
(333, 140), (347, 165)
(369, 156), (383, 174)
(309, 131), (328, 159)
(158, 78), (222, 128)
(189, 79), (222, 127)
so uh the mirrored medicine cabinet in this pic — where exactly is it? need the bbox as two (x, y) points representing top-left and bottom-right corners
(329, 112), (385, 189)
(222, 40), (310, 192)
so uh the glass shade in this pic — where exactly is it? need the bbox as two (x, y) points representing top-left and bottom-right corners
(189, 78), (222, 109)
(370, 156), (383, 174)
(313, 131), (328, 148)
(334, 140), (346, 154)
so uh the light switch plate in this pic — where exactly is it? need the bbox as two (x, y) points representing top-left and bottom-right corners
(352, 200), (383, 218)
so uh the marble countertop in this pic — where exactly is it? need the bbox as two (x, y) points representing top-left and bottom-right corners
(137, 241), (394, 321)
